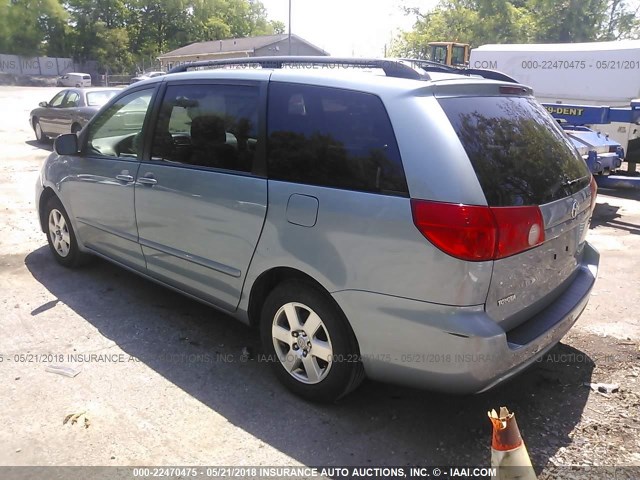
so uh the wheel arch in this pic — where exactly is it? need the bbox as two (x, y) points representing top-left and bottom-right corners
(247, 266), (351, 334)
(38, 187), (58, 232)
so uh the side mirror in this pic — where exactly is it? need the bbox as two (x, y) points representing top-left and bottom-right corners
(39, 101), (49, 107)
(54, 134), (79, 155)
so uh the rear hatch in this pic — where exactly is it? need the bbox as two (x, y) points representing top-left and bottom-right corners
(438, 92), (593, 332)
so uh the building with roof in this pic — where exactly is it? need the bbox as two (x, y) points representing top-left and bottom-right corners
(157, 34), (329, 70)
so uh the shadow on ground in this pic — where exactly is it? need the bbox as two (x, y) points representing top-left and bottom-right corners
(25, 247), (593, 468)
(591, 201), (640, 235)
(25, 139), (53, 152)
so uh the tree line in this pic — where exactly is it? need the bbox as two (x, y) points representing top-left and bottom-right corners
(0, 0), (285, 74)
(392, 0), (640, 58)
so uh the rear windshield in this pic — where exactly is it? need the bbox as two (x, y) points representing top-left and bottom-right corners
(439, 96), (591, 206)
(82, 75), (91, 80)
(86, 91), (118, 107)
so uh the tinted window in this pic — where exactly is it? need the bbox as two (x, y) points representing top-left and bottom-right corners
(151, 84), (259, 173)
(85, 89), (153, 158)
(267, 83), (407, 196)
(439, 96), (591, 206)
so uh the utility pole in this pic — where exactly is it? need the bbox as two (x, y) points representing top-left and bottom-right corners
(288, 0), (292, 55)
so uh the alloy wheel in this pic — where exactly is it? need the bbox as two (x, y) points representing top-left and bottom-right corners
(48, 208), (71, 257)
(271, 302), (333, 384)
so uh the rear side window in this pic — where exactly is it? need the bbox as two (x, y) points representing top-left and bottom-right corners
(267, 83), (408, 196)
(64, 91), (80, 107)
(439, 96), (591, 206)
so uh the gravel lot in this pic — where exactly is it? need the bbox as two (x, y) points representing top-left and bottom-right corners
(1, 86), (639, 476)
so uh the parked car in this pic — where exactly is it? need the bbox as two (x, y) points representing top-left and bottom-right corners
(30, 88), (120, 142)
(57, 72), (92, 87)
(36, 58), (599, 402)
(130, 71), (165, 83)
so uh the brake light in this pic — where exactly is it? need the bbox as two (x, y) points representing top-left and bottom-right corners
(589, 175), (598, 211)
(491, 206), (545, 259)
(411, 200), (545, 262)
(499, 86), (529, 95)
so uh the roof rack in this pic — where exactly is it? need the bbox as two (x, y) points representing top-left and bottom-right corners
(168, 56), (430, 80)
(401, 58), (519, 84)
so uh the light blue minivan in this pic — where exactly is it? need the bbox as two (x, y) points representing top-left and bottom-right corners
(36, 58), (599, 401)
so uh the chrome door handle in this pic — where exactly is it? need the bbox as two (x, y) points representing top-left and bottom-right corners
(115, 174), (134, 183)
(138, 176), (158, 186)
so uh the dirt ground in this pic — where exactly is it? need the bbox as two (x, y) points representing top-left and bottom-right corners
(1, 86), (639, 477)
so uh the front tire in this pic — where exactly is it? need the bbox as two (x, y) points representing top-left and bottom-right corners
(44, 196), (86, 268)
(34, 119), (47, 143)
(71, 123), (82, 135)
(260, 280), (364, 402)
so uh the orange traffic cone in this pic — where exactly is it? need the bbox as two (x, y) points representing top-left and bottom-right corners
(488, 407), (537, 480)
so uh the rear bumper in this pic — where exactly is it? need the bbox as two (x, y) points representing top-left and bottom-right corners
(332, 242), (599, 394)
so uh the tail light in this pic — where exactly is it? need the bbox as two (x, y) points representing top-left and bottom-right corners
(411, 200), (545, 262)
(589, 175), (598, 211)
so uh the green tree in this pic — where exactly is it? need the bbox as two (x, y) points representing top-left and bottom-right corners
(0, 0), (67, 56)
(391, 0), (640, 57)
(190, 0), (285, 41)
(1, 0), (285, 73)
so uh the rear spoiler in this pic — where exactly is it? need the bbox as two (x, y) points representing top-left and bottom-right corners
(400, 59), (519, 83)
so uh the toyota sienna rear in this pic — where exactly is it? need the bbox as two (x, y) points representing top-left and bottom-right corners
(36, 58), (598, 401)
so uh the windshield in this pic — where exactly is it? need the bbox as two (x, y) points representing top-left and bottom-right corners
(439, 95), (591, 206)
(86, 90), (119, 107)
(429, 45), (448, 64)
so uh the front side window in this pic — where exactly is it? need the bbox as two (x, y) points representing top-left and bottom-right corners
(50, 91), (66, 107)
(267, 83), (408, 196)
(85, 89), (153, 159)
(150, 83), (259, 173)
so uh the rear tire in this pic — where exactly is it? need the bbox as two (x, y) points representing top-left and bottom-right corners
(44, 196), (88, 268)
(260, 280), (364, 402)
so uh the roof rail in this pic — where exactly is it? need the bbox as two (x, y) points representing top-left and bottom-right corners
(168, 56), (429, 80)
(402, 58), (519, 84)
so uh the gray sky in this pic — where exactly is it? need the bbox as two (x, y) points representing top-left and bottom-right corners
(259, 0), (440, 57)
(260, 0), (640, 57)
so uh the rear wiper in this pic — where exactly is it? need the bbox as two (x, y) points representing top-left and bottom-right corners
(562, 178), (581, 186)
(562, 174), (590, 187)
